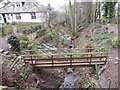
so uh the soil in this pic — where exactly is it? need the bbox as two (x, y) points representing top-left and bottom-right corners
(35, 68), (66, 88)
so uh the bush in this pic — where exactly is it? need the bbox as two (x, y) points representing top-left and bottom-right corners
(20, 41), (29, 49)
(44, 35), (52, 42)
(110, 36), (120, 48)
(17, 35), (28, 41)
(7, 35), (21, 52)
(36, 29), (46, 38)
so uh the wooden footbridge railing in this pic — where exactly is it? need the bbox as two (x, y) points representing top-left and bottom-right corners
(21, 51), (108, 68)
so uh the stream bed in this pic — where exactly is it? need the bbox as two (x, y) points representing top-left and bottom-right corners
(59, 68), (78, 89)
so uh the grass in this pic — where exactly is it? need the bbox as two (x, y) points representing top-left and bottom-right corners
(0, 24), (13, 36)
(16, 23), (40, 32)
(0, 23), (41, 36)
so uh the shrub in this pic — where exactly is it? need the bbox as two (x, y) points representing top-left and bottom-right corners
(44, 35), (52, 42)
(110, 36), (120, 48)
(20, 41), (29, 49)
(7, 35), (21, 52)
(17, 35), (28, 41)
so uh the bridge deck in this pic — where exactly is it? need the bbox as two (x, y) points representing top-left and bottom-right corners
(21, 51), (108, 68)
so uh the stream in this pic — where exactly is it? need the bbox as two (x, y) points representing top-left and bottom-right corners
(59, 68), (77, 89)
(59, 62), (109, 89)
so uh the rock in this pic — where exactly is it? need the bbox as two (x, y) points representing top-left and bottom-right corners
(0, 49), (4, 53)
(108, 59), (111, 61)
(17, 56), (22, 59)
(41, 79), (45, 83)
(26, 74), (40, 87)
(114, 61), (118, 64)
(67, 68), (73, 74)
(109, 57), (112, 59)
(3, 51), (9, 55)
(58, 70), (62, 73)
(115, 57), (119, 60)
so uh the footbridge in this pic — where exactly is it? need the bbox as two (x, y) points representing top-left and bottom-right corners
(21, 48), (108, 68)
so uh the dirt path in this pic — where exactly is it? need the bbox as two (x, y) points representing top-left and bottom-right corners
(0, 55), (2, 85)
(0, 36), (9, 50)
(104, 48), (118, 88)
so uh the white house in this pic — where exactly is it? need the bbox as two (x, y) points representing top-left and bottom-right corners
(0, 0), (49, 23)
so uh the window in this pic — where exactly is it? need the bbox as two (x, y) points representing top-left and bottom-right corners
(31, 13), (36, 19)
(7, 14), (10, 20)
(0, 16), (2, 20)
(16, 2), (20, 7)
(15, 13), (21, 20)
(22, 2), (25, 6)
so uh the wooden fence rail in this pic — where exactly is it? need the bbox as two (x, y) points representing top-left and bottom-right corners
(21, 51), (108, 68)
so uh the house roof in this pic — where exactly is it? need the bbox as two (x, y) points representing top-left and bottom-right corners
(0, 0), (49, 14)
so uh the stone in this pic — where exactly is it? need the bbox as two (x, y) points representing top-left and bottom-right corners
(114, 61), (118, 64)
(67, 68), (73, 73)
(17, 56), (22, 59)
(58, 70), (62, 73)
(3, 51), (9, 55)
(0, 49), (4, 53)
(109, 57), (112, 59)
(115, 57), (119, 60)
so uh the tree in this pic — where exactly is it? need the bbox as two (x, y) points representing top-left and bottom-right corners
(7, 35), (21, 52)
(102, 1), (117, 23)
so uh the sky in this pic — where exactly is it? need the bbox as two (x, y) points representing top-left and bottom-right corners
(0, 0), (120, 10)
(35, 0), (74, 10)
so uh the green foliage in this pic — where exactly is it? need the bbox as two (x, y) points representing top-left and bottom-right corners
(17, 34), (28, 41)
(16, 23), (41, 34)
(102, 1), (117, 23)
(19, 73), (27, 81)
(20, 41), (29, 49)
(85, 80), (94, 89)
(27, 41), (37, 50)
(91, 29), (113, 48)
(16, 23), (40, 31)
(2, 24), (13, 36)
(100, 17), (109, 24)
(7, 35), (21, 52)
(17, 35), (29, 49)
(36, 29), (46, 38)
(110, 36), (120, 48)
(43, 34), (53, 43)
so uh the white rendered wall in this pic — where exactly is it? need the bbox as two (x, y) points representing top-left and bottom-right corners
(5, 13), (46, 23)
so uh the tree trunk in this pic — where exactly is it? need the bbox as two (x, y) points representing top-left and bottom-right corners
(94, 1), (98, 22)
(74, 0), (77, 36)
(69, 0), (74, 33)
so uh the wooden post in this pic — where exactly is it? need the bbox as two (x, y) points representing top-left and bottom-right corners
(70, 55), (72, 66)
(95, 64), (98, 80)
(108, 78), (111, 89)
(90, 54), (92, 64)
(100, 53), (102, 60)
(51, 55), (54, 67)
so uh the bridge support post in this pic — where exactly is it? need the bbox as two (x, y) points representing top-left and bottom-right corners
(95, 64), (99, 80)
(51, 55), (54, 67)
(70, 55), (72, 67)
